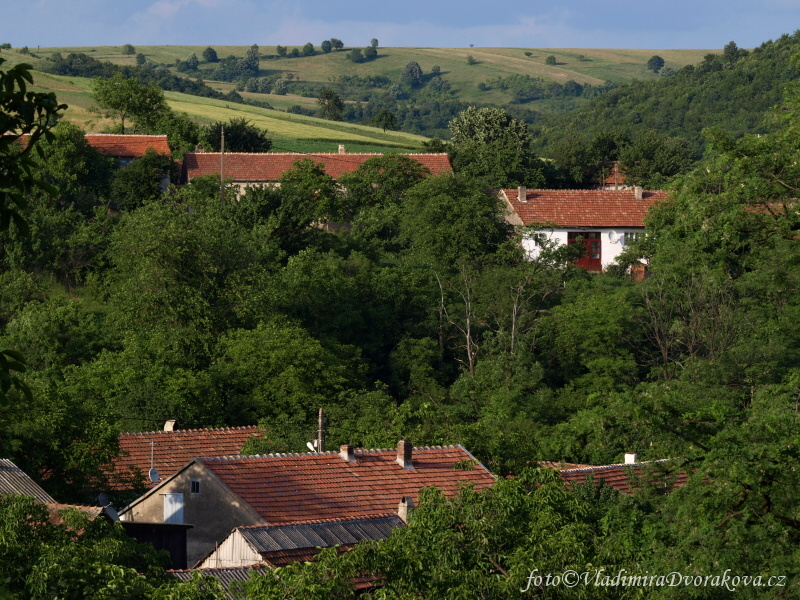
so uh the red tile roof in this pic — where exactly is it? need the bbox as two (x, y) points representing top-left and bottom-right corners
(17, 133), (171, 158)
(198, 445), (494, 524)
(502, 188), (668, 228)
(558, 460), (687, 495)
(111, 426), (265, 489)
(182, 152), (453, 182)
(46, 503), (113, 526)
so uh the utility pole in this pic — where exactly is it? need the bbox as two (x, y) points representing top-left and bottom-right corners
(317, 408), (325, 453)
(219, 125), (225, 205)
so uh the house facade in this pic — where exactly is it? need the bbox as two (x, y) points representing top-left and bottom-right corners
(501, 186), (668, 271)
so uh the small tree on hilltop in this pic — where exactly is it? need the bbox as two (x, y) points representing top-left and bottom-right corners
(330, 38), (344, 50)
(276, 45), (287, 57)
(121, 43), (135, 55)
(348, 48), (364, 63)
(370, 38), (379, 48)
(202, 46), (218, 62)
(370, 109), (398, 132)
(135, 53), (146, 66)
(647, 55), (665, 73)
(302, 42), (315, 56)
(363, 46), (377, 61)
(321, 40), (332, 53)
(545, 55), (556, 66)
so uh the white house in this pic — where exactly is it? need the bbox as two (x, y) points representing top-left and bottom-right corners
(500, 186), (668, 271)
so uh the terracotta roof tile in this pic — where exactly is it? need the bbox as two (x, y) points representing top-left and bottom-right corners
(198, 445), (494, 524)
(183, 152), (453, 182)
(17, 133), (171, 158)
(558, 460), (687, 495)
(111, 426), (265, 489)
(502, 188), (668, 228)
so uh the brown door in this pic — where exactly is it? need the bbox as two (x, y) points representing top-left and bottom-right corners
(568, 232), (602, 271)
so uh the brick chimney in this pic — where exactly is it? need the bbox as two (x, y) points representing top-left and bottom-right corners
(163, 420), (177, 432)
(634, 186), (643, 201)
(517, 186), (527, 202)
(340, 444), (356, 463)
(338, 144), (346, 154)
(397, 495), (414, 522)
(624, 452), (638, 465)
(396, 440), (414, 470)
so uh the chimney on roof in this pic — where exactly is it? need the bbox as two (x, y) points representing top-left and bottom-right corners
(340, 444), (356, 463)
(634, 186), (643, 201)
(517, 186), (527, 202)
(396, 440), (414, 470)
(163, 420), (177, 432)
(398, 495), (414, 522)
(338, 144), (346, 154)
(624, 452), (638, 465)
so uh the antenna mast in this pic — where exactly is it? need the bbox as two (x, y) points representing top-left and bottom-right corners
(318, 408), (325, 453)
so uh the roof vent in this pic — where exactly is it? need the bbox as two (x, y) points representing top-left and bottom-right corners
(398, 495), (414, 522)
(163, 420), (177, 432)
(338, 144), (346, 154)
(396, 440), (414, 470)
(624, 452), (638, 465)
(517, 186), (527, 202)
(634, 186), (643, 201)
(340, 444), (356, 463)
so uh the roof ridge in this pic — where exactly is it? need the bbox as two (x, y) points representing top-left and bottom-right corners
(120, 425), (261, 437)
(237, 513), (398, 529)
(202, 444), (463, 461)
(561, 458), (672, 473)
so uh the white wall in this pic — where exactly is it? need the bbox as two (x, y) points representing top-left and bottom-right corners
(522, 227), (643, 271)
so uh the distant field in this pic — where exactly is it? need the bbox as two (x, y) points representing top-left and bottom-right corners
(6, 44), (721, 150)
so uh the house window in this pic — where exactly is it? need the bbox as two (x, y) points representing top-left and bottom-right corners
(190, 480), (201, 495)
(622, 231), (644, 246)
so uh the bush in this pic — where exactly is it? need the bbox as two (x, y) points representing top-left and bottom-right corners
(348, 48), (364, 63)
(466, 55), (477, 65)
(545, 55), (557, 65)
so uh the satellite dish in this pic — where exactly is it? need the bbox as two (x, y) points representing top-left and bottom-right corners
(306, 441), (318, 453)
(148, 467), (160, 483)
(608, 230), (620, 244)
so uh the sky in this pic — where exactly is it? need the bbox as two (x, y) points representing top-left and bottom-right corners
(5, 0), (800, 50)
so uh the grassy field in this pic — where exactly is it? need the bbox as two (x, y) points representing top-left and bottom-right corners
(5, 44), (720, 150)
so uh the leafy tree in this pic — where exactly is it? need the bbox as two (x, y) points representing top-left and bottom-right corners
(370, 109), (398, 132)
(276, 44), (287, 57)
(317, 88), (344, 121)
(646, 54), (665, 72)
(401, 60), (424, 87)
(371, 38), (379, 48)
(110, 148), (176, 210)
(121, 43), (135, 55)
(618, 129), (694, 188)
(545, 55), (556, 65)
(302, 42), (315, 56)
(466, 54), (477, 65)
(135, 52), (146, 66)
(524, 51), (533, 57)
(185, 52), (199, 71)
(723, 40), (748, 64)
(202, 46), (218, 62)
(363, 45), (377, 61)
(202, 117), (271, 152)
(347, 48), (364, 63)
(91, 72), (168, 133)
(321, 39), (332, 53)
(431, 64), (441, 75)
(236, 43), (259, 77)
(290, 47), (300, 58)
(330, 38), (344, 50)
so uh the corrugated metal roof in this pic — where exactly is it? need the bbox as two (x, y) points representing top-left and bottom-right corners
(240, 515), (403, 553)
(171, 565), (269, 595)
(0, 459), (55, 503)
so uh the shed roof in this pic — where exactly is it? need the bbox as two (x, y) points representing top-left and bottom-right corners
(558, 460), (687, 494)
(182, 152), (453, 182)
(17, 133), (171, 158)
(502, 188), (668, 228)
(0, 459), (55, 503)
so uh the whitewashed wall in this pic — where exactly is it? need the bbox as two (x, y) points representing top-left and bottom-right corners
(521, 227), (644, 271)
